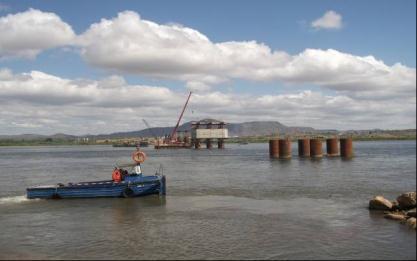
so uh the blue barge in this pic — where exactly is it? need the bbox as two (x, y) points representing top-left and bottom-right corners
(26, 172), (166, 199)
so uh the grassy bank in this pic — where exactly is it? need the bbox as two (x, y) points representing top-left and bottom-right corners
(226, 135), (416, 143)
(0, 133), (415, 146)
(0, 139), (93, 146)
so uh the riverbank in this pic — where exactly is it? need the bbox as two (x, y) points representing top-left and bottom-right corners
(227, 135), (416, 144)
(0, 136), (415, 146)
(0, 128), (415, 146)
(0, 139), (90, 146)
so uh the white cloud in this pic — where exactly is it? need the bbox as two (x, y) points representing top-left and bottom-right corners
(311, 10), (343, 30)
(0, 9), (414, 101)
(185, 81), (211, 92)
(269, 49), (416, 100)
(0, 10), (415, 134)
(75, 10), (415, 100)
(0, 68), (13, 79)
(0, 8), (75, 59)
(0, 69), (415, 135)
(0, 69), (178, 107)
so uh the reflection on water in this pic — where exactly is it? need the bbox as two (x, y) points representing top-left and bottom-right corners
(109, 195), (167, 225)
(0, 141), (415, 259)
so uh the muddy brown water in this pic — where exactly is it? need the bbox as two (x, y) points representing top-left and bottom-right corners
(0, 141), (415, 259)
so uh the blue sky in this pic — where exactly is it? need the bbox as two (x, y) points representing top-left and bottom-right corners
(0, 0), (415, 134)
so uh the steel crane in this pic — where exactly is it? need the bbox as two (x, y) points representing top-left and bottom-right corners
(142, 119), (158, 139)
(170, 91), (192, 142)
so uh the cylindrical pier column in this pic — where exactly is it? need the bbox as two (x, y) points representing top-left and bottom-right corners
(218, 139), (224, 149)
(206, 139), (212, 149)
(326, 138), (339, 157)
(340, 138), (353, 158)
(310, 139), (323, 158)
(194, 139), (201, 149)
(269, 139), (279, 159)
(298, 138), (310, 157)
(279, 139), (292, 159)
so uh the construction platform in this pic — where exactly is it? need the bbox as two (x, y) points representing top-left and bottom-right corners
(154, 143), (192, 149)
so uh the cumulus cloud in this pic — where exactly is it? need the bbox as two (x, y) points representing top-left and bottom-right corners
(0, 67), (13, 79)
(75, 10), (415, 99)
(0, 9), (415, 134)
(0, 69), (415, 135)
(0, 69), (179, 107)
(311, 10), (343, 30)
(269, 49), (416, 100)
(1, 9), (414, 100)
(0, 8), (75, 59)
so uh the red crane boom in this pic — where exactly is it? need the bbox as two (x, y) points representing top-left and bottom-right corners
(170, 91), (192, 141)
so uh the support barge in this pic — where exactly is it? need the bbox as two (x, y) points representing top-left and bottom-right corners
(27, 174), (166, 199)
(26, 149), (166, 199)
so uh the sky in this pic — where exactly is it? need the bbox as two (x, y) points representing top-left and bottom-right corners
(0, 0), (415, 135)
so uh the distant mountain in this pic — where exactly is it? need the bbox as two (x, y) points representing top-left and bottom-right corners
(226, 121), (315, 136)
(89, 120), (316, 139)
(0, 133), (77, 141)
(0, 134), (48, 140)
(2, 121), (415, 141)
(90, 122), (193, 140)
(50, 133), (78, 139)
(0, 120), (320, 140)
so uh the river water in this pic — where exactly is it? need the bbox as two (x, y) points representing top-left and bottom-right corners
(0, 141), (415, 260)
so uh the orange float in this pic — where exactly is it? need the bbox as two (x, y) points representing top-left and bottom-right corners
(112, 169), (122, 182)
(132, 151), (147, 163)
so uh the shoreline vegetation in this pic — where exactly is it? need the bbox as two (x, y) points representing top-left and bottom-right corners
(0, 130), (415, 146)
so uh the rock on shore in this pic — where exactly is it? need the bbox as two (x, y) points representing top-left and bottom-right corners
(406, 218), (416, 230)
(369, 196), (393, 211)
(397, 192), (416, 210)
(369, 192), (416, 230)
(406, 208), (416, 218)
(384, 213), (406, 221)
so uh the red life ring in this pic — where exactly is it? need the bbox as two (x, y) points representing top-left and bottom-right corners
(132, 151), (147, 163)
(112, 169), (122, 182)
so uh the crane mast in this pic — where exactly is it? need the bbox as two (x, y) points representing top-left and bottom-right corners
(170, 91), (192, 142)
(142, 119), (158, 139)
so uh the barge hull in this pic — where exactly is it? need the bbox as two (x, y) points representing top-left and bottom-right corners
(27, 177), (164, 199)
